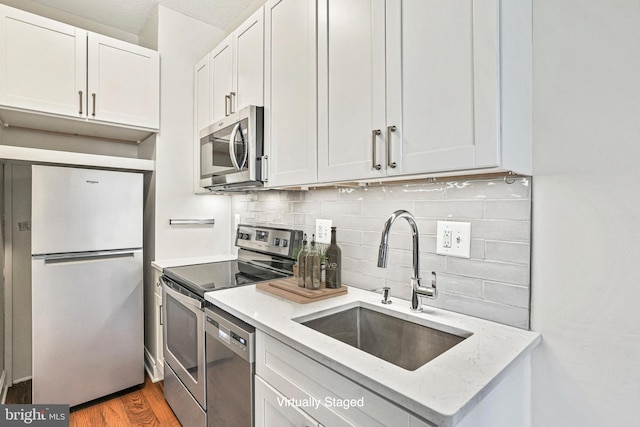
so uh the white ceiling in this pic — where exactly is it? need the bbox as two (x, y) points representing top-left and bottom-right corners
(27, 0), (257, 34)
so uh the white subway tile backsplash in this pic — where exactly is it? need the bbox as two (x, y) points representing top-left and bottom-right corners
(447, 257), (530, 286)
(485, 241), (531, 264)
(361, 200), (416, 217)
(321, 200), (362, 216)
(335, 229), (362, 246)
(471, 220), (531, 242)
(440, 178), (530, 200)
(291, 201), (323, 214)
(435, 293), (530, 329)
(342, 216), (388, 232)
(414, 200), (485, 219)
(231, 176), (532, 329)
(485, 199), (531, 220)
(470, 238), (486, 259)
(483, 281), (530, 308)
(383, 183), (448, 201)
(436, 274), (484, 299)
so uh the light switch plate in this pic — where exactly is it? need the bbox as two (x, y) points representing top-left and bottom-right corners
(315, 219), (332, 244)
(436, 221), (471, 258)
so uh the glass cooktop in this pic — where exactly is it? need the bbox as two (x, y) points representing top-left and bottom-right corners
(163, 260), (289, 298)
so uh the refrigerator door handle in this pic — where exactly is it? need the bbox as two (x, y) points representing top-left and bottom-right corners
(36, 250), (137, 264)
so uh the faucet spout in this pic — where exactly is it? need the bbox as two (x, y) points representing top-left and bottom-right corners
(377, 210), (436, 312)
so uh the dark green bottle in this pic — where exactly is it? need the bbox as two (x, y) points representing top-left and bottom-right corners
(325, 227), (342, 288)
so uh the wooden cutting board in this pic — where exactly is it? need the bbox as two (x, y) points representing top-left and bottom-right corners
(256, 277), (347, 303)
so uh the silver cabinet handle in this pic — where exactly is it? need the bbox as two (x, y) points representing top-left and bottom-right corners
(387, 125), (397, 168)
(372, 129), (382, 170)
(261, 155), (269, 182)
(229, 91), (236, 114)
(78, 91), (83, 115)
(225, 94), (231, 116)
(91, 93), (96, 116)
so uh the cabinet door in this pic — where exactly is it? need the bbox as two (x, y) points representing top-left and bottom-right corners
(0, 5), (86, 117)
(233, 7), (264, 112)
(255, 376), (319, 427)
(317, 0), (386, 182)
(211, 35), (234, 123)
(386, 0), (499, 175)
(87, 33), (159, 129)
(195, 54), (212, 131)
(264, 0), (317, 187)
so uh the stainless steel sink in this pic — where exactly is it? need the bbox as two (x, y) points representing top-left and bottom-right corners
(299, 306), (468, 371)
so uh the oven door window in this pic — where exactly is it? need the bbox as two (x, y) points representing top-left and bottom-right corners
(166, 294), (199, 381)
(201, 118), (249, 178)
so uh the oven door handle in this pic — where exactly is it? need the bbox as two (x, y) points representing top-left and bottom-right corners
(161, 277), (204, 310)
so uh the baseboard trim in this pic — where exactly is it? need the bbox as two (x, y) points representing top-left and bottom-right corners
(0, 370), (8, 404)
(144, 347), (163, 383)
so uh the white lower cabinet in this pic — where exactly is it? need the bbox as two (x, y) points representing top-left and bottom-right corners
(255, 331), (434, 427)
(255, 376), (322, 427)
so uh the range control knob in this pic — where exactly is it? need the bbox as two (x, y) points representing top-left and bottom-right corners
(273, 237), (281, 246)
(282, 239), (289, 248)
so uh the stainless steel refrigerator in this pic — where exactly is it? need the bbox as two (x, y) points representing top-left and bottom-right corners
(31, 165), (144, 406)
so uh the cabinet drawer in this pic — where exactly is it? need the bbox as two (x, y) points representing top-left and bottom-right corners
(256, 331), (435, 427)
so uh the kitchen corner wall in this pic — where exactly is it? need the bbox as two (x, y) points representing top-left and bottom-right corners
(231, 176), (532, 329)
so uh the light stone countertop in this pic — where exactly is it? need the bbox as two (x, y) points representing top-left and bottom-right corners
(205, 285), (540, 426)
(151, 254), (236, 271)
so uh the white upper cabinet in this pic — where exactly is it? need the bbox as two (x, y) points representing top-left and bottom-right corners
(87, 33), (159, 129)
(264, 0), (317, 187)
(387, 0), (477, 175)
(234, 8), (264, 112)
(0, 4), (160, 140)
(317, 0), (386, 182)
(210, 35), (234, 123)
(0, 6), (87, 117)
(195, 55), (212, 132)
(318, 0), (531, 182)
(210, 7), (264, 124)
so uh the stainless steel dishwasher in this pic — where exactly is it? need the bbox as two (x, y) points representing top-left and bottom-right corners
(205, 305), (255, 427)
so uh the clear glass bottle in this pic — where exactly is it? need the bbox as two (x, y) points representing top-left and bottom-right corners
(297, 234), (308, 287)
(325, 227), (342, 288)
(305, 234), (321, 290)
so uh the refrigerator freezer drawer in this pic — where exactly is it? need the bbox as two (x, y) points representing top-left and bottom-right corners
(32, 249), (144, 406)
(31, 165), (143, 255)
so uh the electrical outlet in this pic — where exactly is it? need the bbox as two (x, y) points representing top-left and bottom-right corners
(315, 219), (332, 244)
(436, 221), (471, 258)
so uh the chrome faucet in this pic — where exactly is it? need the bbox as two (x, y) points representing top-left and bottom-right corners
(377, 210), (436, 312)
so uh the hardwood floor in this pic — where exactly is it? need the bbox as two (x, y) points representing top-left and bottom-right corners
(5, 376), (180, 427)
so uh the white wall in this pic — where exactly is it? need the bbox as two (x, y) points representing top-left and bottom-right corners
(531, 0), (640, 425)
(152, 6), (230, 261)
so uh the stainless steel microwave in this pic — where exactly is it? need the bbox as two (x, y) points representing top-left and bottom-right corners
(199, 105), (265, 191)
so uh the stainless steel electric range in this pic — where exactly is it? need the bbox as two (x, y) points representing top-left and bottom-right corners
(161, 224), (302, 427)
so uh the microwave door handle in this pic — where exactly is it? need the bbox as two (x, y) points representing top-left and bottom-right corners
(229, 122), (242, 171)
(239, 123), (248, 169)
